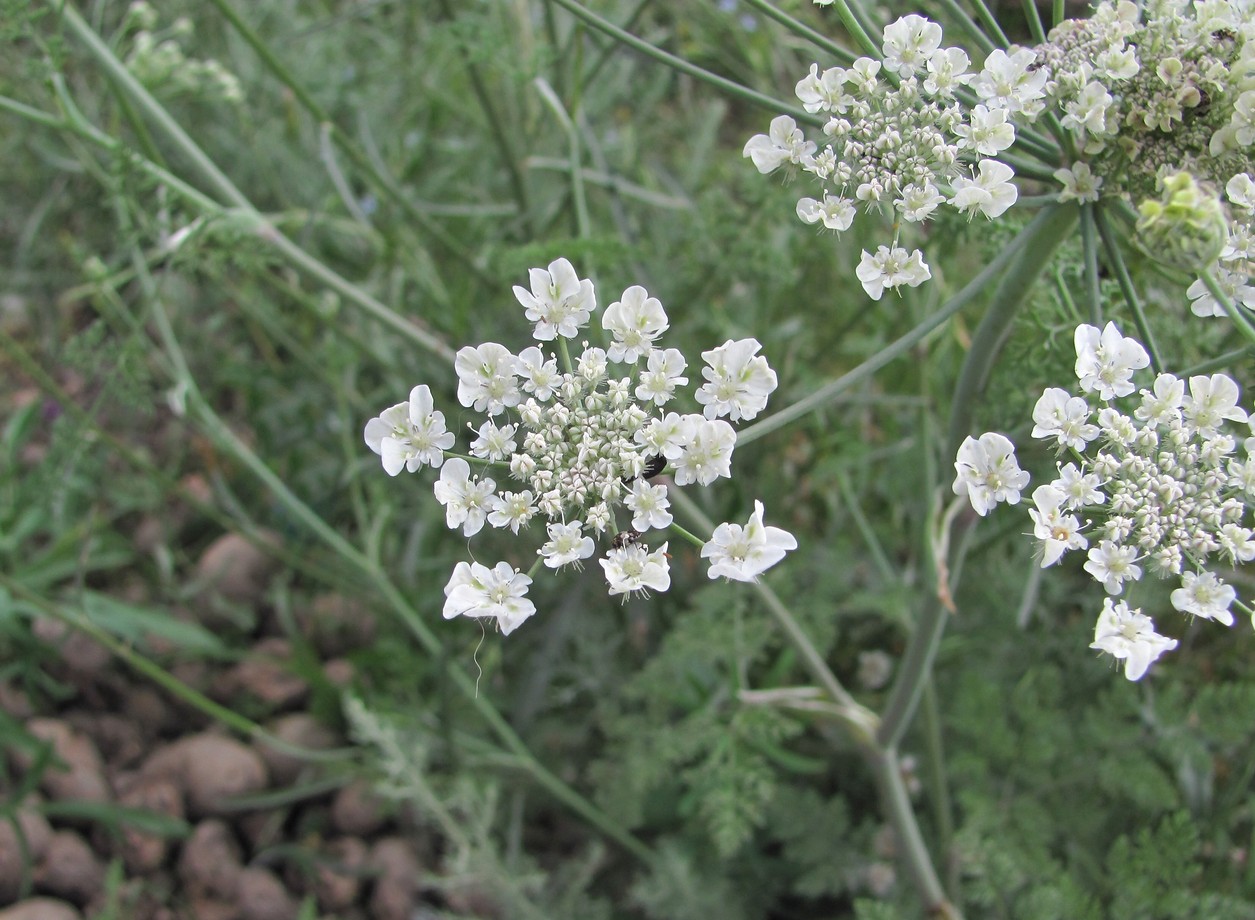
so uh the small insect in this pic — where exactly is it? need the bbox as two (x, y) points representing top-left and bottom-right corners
(610, 529), (644, 550)
(621, 454), (667, 486)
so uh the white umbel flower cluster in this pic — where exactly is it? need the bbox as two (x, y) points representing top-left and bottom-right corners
(745, 14), (1022, 300)
(365, 259), (797, 635)
(956, 321), (1254, 680)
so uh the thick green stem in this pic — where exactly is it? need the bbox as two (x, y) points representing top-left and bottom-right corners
(743, 206), (1071, 450)
(884, 204), (1076, 754)
(1080, 203), (1103, 325)
(1093, 204), (1163, 372)
(739, 0), (857, 64)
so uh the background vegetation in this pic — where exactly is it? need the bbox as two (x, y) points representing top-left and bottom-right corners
(2, 1), (1253, 918)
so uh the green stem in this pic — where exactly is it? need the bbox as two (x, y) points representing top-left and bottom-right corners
(1093, 204), (1163, 372)
(739, 0), (857, 64)
(53, 3), (455, 365)
(967, 0), (1012, 48)
(921, 679), (959, 899)
(1019, 0), (1047, 44)
(1201, 268), (1255, 347)
(936, 0), (996, 55)
(799, 0), (880, 58)
(201, 0), (485, 279)
(885, 204), (1076, 755)
(1080, 203), (1103, 325)
(533, 77), (591, 244)
(742, 205), (1070, 449)
(543, 0), (816, 125)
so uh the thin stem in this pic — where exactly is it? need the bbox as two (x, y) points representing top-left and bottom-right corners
(543, 0), (816, 125)
(834, 470), (896, 583)
(667, 489), (878, 742)
(739, 0), (858, 64)
(966, 0), (1012, 48)
(1052, 0), (1065, 28)
(201, 0), (486, 278)
(742, 205), (1068, 448)
(51, 7), (455, 364)
(1201, 268), (1255, 347)
(1093, 203), (1163, 372)
(921, 680), (959, 900)
(533, 77), (591, 243)
(935, 0), (996, 55)
(799, 0), (881, 58)
(867, 745), (962, 920)
(1020, 0), (1047, 45)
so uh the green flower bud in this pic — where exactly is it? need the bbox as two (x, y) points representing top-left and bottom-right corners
(1135, 172), (1228, 272)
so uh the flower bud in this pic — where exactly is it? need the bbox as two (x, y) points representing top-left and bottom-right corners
(1135, 172), (1228, 271)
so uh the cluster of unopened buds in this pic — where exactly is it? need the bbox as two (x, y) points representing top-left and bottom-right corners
(364, 259), (797, 635)
(953, 321), (1254, 680)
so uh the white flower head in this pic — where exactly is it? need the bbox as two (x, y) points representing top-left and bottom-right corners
(443, 561), (536, 635)
(487, 490), (537, 534)
(797, 193), (857, 231)
(516, 346), (560, 400)
(635, 348), (689, 406)
(1090, 598), (1178, 680)
(856, 247), (931, 300)
(1031, 387), (1099, 451)
(955, 105), (1015, 156)
(672, 417), (737, 486)
(364, 384), (455, 475)
(952, 432), (1030, 516)
(538, 520), (595, 570)
(1182, 374), (1247, 436)
(1028, 485), (1088, 566)
(1073, 322), (1149, 400)
(455, 342), (522, 416)
(625, 479), (673, 532)
(469, 419), (517, 461)
(636, 411), (697, 460)
(743, 115), (816, 174)
(701, 500), (798, 582)
(1227, 173), (1255, 212)
(1083, 539), (1142, 594)
(512, 258), (596, 340)
(433, 458), (496, 537)
(601, 541), (671, 597)
(603, 285), (669, 364)
(1053, 162), (1103, 203)
(1170, 571), (1236, 626)
(696, 338), (778, 422)
(950, 159), (1018, 219)
(881, 14), (944, 77)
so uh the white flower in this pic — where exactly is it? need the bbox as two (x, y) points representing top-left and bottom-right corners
(795, 63), (849, 114)
(1170, 571), (1236, 626)
(443, 561), (535, 635)
(950, 159), (1018, 219)
(923, 46), (971, 96)
(637, 411), (698, 460)
(512, 257), (596, 340)
(881, 14), (943, 77)
(1028, 485), (1088, 566)
(1053, 462), (1105, 509)
(1219, 523), (1255, 564)
(1227, 173), (1255, 211)
(897, 183), (945, 222)
(1060, 81), (1114, 134)
(701, 500), (798, 582)
(856, 246), (931, 300)
(364, 384), (455, 475)
(743, 115), (816, 174)
(487, 490), (536, 534)
(672, 418), (736, 486)
(796, 193), (857, 230)
(1031, 387), (1099, 451)
(1135, 373), (1184, 427)
(601, 541), (671, 596)
(954, 105), (1015, 155)
(455, 343), (521, 415)
(469, 419), (517, 461)
(602, 286), (669, 363)
(1054, 162), (1103, 203)
(952, 432), (1030, 516)
(1182, 374), (1247, 436)
(625, 479), (673, 531)
(516, 346), (560, 400)
(1083, 539), (1142, 594)
(635, 348), (689, 406)
(1073, 322), (1149, 400)
(433, 458), (496, 537)
(1186, 267), (1255, 318)
(1090, 598), (1178, 680)
(972, 47), (1048, 115)
(538, 520), (595, 569)
(696, 338), (778, 422)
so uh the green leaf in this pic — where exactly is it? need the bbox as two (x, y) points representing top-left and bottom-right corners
(81, 591), (230, 657)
